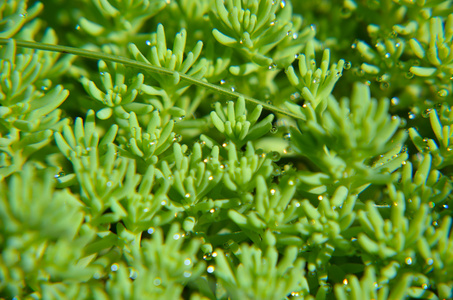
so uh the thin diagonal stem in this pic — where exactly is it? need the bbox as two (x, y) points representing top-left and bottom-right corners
(0, 38), (304, 120)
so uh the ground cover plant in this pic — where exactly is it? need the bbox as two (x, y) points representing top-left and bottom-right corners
(0, 0), (453, 299)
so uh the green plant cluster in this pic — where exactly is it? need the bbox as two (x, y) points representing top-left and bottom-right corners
(1, 0), (453, 299)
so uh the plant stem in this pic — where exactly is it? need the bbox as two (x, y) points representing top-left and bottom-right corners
(0, 38), (305, 121)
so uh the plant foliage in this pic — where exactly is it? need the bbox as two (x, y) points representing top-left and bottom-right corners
(1, 0), (453, 299)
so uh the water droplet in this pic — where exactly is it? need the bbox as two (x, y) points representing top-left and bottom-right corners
(395, 42), (401, 48)
(290, 92), (300, 100)
(292, 32), (298, 39)
(269, 151), (281, 161)
(270, 21), (276, 26)
(212, 252), (217, 257)
(408, 112), (416, 119)
(422, 283), (428, 290)
(343, 279), (349, 285)
(351, 43), (357, 49)
(286, 30), (292, 36)
(210, 208), (215, 213)
(310, 24), (316, 31)
(41, 85), (49, 91)
(438, 89), (449, 97)
(111, 263), (119, 271)
(443, 204), (449, 209)
(173, 134), (182, 142)
(153, 277), (162, 286)
(405, 71), (414, 79)
(54, 171), (65, 178)
(283, 133), (291, 140)
(184, 258), (192, 265)
(129, 268), (138, 279)
(380, 82), (389, 90)
(365, 80), (371, 86)
(429, 201), (435, 208)
(426, 258), (434, 265)
(208, 175), (214, 180)
(312, 77), (320, 84)
(161, 200), (167, 205)
(207, 265), (215, 273)
(146, 40), (151, 46)
(270, 126), (278, 134)
(280, 0), (286, 8)
(268, 63), (277, 70)
(384, 53), (391, 58)
(179, 115), (185, 121)
(185, 193), (191, 198)
(230, 87), (235, 92)
(19, 12), (28, 18)
(422, 108), (432, 118)
(344, 61), (351, 69)
(270, 188), (276, 195)
(318, 195), (323, 200)
(391, 97), (399, 106)
(147, 227), (155, 234)
(173, 233), (181, 240)
(294, 201), (300, 207)
(405, 257), (413, 265)
(75, 24), (81, 30)
(143, 207), (149, 212)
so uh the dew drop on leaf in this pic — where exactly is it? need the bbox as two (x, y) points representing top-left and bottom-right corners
(111, 263), (119, 271)
(54, 171), (65, 178)
(422, 108), (432, 118)
(153, 277), (162, 286)
(269, 151), (281, 161)
(380, 82), (389, 90)
(405, 257), (413, 265)
(438, 89), (449, 97)
(344, 61), (351, 69)
(391, 97), (399, 106)
(405, 71), (414, 79)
